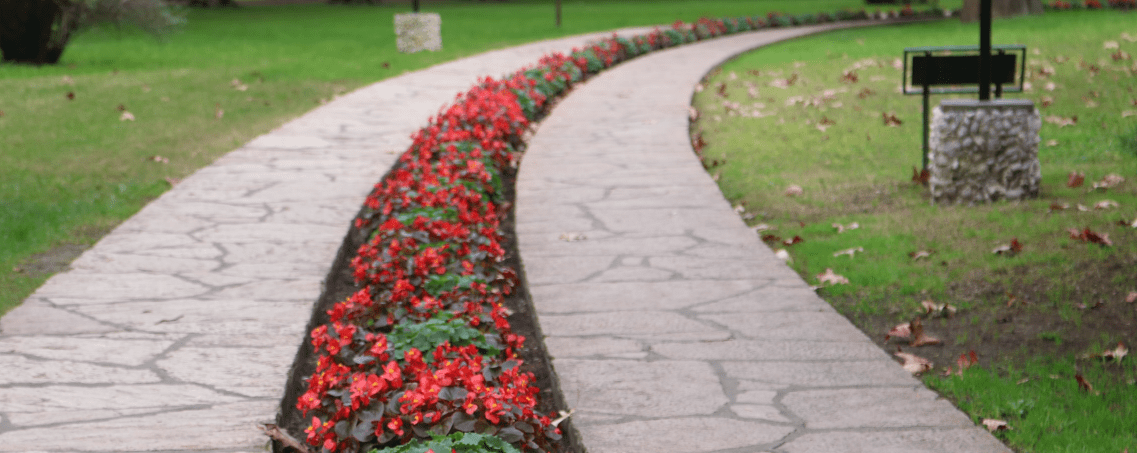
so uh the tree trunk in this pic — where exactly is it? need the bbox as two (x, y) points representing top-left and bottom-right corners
(0, 0), (70, 64)
(960, 0), (1044, 23)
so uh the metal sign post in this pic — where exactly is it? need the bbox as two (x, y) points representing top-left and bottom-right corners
(979, 0), (992, 100)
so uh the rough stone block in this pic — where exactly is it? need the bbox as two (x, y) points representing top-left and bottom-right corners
(395, 13), (442, 53)
(928, 99), (1041, 204)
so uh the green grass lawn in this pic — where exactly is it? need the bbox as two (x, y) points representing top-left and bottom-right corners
(691, 10), (1136, 452)
(0, 0), (911, 315)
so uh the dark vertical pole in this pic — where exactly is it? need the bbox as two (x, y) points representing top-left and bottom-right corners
(555, 0), (562, 28)
(922, 52), (931, 170)
(978, 0), (992, 100)
(413, 0), (419, 12)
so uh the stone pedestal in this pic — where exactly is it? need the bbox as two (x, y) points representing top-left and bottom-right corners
(394, 12), (441, 53)
(928, 99), (1041, 204)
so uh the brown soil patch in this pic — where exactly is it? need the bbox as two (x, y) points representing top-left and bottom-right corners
(826, 252), (1137, 378)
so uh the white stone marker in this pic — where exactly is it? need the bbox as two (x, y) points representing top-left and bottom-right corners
(394, 12), (442, 53)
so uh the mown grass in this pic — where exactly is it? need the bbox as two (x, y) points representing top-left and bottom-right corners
(0, 0), (904, 315)
(692, 10), (1136, 452)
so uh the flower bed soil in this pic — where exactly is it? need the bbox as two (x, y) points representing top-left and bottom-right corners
(274, 165), (582, 453)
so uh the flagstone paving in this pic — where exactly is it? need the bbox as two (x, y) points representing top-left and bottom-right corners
(515, 25), (1014, 453)
(0, 19), (1013, 453)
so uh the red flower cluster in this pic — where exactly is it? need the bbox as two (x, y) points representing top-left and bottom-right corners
(294, 8), (947, 453)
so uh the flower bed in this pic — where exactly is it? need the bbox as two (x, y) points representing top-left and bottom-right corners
(1046, 0), (1136, 10)
(278, 7), (944, 453)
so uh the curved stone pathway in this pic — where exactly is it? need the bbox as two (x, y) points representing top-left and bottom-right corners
(515, 26), (1013, 453)
(0, 28), (656, 453)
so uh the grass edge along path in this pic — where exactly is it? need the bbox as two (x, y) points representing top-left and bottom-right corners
(691, 10), (1136, 453)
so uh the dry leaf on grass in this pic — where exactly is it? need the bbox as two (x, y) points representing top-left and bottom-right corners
(148, 155), (169, 164)
(1075, 371), (1095, 393)
(982, 419), (1009, 432)
(774, 249), (791, 262)
(1049, 202), (1070, 211)
(895, 350), (933, 375)
(1067, 227), (1113, 246)
(832, 222), (859, 233)
(816, 268), (849, 286)
(1094, 200), (1119, 210)
(1104, 40), (1120, 49)
(1046, 115), (1077, 127)
(1126, 291), (1137, 303)
(882, 112), (902, 127)
(1045, 81), (1057, 91)
(1083, 341), (1128, 362)
(911, 167), (930, 185)
(784, 185), (804, 197)
(909, 317), (942, 346)
(1092, 174), (1125, 190)
(1046, 139), (1058, 147)
(921, 300), (957, 318)
(832, 247), (864, 258)
(957, 350), (979, 372)
(120, 111), (135, 121)
(885, 322), (911, 341)
(992, 238), (1024, 255)
(1066, 171), (1085, 188)
(909, 250), (933, 260)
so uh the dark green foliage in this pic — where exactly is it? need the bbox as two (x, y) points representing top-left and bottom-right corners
(385, 313), (503, 363)
(370, 432), (522, 453)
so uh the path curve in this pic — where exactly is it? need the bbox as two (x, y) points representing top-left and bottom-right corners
(516, 25), (1013, 453)
(0, 28), (655, 453)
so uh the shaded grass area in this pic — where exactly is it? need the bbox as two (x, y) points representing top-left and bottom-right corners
(691, 11), (1136, 452)
(0, 0), (892, 315)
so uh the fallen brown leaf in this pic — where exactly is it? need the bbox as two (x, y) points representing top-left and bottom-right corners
(840, 70), (859, 83)
(1094, 200), (1119, 210)
(910, 317), (942, 347)
(120, 111), (135, 121)
(832, 246), (863, 258)
(1067, 171), (1085, 188)
(1049, 202), (1069, 211)
(1075, 371), (1095, 393)
(909, 250), (932, 260)
(982, 419), (1009, 432)
(783, 235), (804, 246)
(885, 322), (911, 341)
(784, 185), (804, 197)
(911, 166), (929, 185)
(1092, 174), (1125, 190)
(1126, 291), (1137, 303)
(148, 155), (169, 164)
(882, 112), (902, 127)
(895, 350), (932, 375)
(816, 268), (849, 286)
(1046, 115), (1077, 127)
(956, 350), (979, 374)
